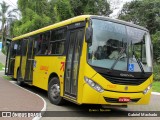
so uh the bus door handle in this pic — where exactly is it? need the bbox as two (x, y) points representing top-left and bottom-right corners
(10, 58), (15, 60)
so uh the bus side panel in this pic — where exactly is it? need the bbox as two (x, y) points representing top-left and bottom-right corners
(13, 56), (21, 79)
(33, 56), (66, 92)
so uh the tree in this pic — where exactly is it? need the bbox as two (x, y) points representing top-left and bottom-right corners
(12, 0), (54, 36)
(70, 0), (112, 16)
(118, 0), (160, 34)
(152, 31), (160, 62)
(54, 0), (73, 21)
(0, 1), (17, 49)
(12, 0), (112, 36)
(118, 0), (160, 62)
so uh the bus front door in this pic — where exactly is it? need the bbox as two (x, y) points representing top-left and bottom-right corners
(64, 28), (84, 99)
(20, 38), (34, 82)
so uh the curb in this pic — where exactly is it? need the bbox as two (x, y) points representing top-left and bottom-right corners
(151, 92), (160, 95)
(10, 81), (47, 120)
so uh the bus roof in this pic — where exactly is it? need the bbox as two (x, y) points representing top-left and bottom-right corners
(12, 15), (148, 41)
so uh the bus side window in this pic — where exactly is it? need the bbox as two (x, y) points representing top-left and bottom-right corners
(16, 40), (21, 56)
(48, 44), (52, 55)
(37, 32), (50, 55)
(11, 41), (19, 57)
(36, 34), (43, 55)
(50, 28), (66, 55)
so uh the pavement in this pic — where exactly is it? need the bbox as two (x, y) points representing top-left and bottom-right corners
(0, 52), (46, 120)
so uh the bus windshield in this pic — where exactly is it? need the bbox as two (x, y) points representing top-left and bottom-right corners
(87, 19), (153, 72)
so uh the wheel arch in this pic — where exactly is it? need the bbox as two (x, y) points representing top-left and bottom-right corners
(48, 72), (59, 84)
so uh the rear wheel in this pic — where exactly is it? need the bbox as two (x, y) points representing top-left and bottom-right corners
(17, 70), (24, 86)
(48, 77), (64, 105)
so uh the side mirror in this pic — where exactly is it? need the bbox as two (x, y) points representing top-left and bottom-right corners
(85, 27), (93, 43)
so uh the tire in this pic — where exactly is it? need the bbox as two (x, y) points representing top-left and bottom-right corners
(48, 77), (64, 105)
(17, 70), (24, 86)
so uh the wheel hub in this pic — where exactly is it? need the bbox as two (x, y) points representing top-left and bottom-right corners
(50, 84), (60, 99)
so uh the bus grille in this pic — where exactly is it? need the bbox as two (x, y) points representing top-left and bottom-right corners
(104, 97), (140, 103)
(101, 74), (147, 85)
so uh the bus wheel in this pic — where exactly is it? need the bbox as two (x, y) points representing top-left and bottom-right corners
(17, 70), (24, 86)
(48, 77), (64, 105)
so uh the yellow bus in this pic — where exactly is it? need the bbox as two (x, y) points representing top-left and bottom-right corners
(5, 15), (153, 106)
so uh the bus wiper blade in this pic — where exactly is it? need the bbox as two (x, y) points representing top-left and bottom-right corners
(110, 48), (125, 70)
(132, 51), (145, 74)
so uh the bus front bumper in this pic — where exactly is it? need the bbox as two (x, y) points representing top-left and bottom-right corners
(82, 84), (151, 105)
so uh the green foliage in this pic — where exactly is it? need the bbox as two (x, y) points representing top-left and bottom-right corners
(18, 0), (49, 16)
(1, 47), (6, 55)
(3, 76), (12, 81)
(0, 62), (4, 71)
(152, 31), (160, 61)
(153, 63), (160, 81)
(152, 81), (160, 92)
(0, 1), (18, 48)
(119, 0), (160, 34)
(11, 0), (111, 37)
(55, 0), (73, 21)
(70, 0), (111, 16)
(12, 9), (52, 36)
(119, 0), (160, 62)
(12, 0), (53, 36)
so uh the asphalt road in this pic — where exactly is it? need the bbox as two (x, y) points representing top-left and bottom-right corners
(13, 81), (160, 120)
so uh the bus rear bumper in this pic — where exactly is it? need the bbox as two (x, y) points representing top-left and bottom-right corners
(82, 84), (151, 105)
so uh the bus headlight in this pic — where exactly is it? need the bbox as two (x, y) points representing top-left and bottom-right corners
(143, 84), (152, 94)
(84, 77), (104, 93)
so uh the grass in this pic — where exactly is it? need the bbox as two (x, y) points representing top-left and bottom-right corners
(2, 76), (12, 81)
(152, 81), (160, 92)
(153, 63), (160, 81)
(152, 63), (160, 92)
(0, 62), (4, 71)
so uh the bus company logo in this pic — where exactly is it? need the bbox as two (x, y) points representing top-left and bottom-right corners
(107, 84), (116, 88)
(60, 62), (65, 71)
(40, 66), (49, 71)
(120, 73), (134, 78)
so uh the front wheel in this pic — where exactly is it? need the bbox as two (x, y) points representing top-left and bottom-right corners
(48, 77), (64, 105)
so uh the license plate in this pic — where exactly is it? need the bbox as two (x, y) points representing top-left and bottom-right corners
(118, 97), (130, 102)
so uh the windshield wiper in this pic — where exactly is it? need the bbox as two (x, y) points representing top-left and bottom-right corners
(110, 48), (125, 70)
(132, 51), (145, 74)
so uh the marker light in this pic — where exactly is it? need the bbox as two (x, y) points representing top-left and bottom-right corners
(84, 77), (104, 93)
(143, 84), (152, 94)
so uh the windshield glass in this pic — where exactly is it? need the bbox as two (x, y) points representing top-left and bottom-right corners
(87, 19), (152, 72)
